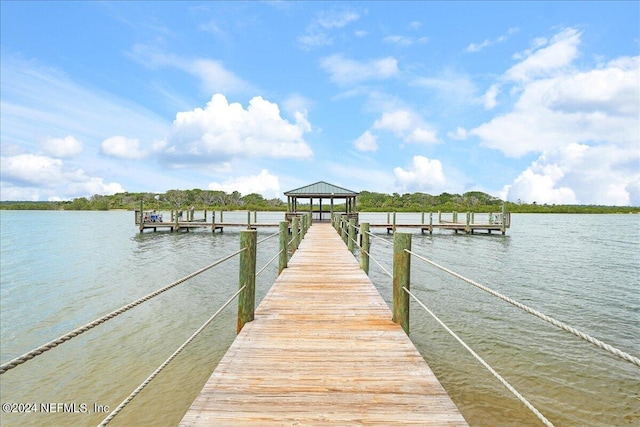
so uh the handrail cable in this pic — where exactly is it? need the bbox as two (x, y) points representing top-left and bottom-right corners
(98, 285), (247, 426)
(364, 249), (393, 279)
(405, 249), (640, 368)
(403, 286), (554, 427)
(0, 247), (247, 375)
(257, 230), (281, 245)
(365, 230), (394, 246)
(256, 249), (283, 278)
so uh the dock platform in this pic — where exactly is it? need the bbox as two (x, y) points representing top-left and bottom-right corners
(179, 223), (467, 426)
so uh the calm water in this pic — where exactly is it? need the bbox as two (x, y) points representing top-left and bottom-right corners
(1, 211), (638, 426)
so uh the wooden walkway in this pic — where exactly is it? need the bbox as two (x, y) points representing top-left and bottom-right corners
(180, 223), (467, 426)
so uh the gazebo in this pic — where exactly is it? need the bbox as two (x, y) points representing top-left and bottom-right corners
(284, 181), (359, 223)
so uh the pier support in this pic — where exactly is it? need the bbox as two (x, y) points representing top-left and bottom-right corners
(291, 216), (300, 254)
(393, 232), (411, 335)
(348, 218), (355, 251)
(360, 223), (370, 275)
(278, 221), (288, 274)
(237, 230), (257, 333)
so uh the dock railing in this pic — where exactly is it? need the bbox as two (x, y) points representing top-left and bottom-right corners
(336, 218), (640, 427)
(0, 213), (313, 426)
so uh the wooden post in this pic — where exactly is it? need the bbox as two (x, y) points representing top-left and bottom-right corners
(501, 203), (507, 235)
(211, 210), (216, 232)
(393, 232), (411, 335)
(421, 212), (425, 224)
(438, 211), (442, 223)
(466, 212), (471, 234)
(341, 216), (347, 244)
(237, 230), (257, 333)
(292, 216), (300, 254)
(247, 211), (251, 229)
(348, 218), (355, 251)
(278, 221), (288, 274)
(254, 211), (257, 224)
(429, 212), (433, 235)
(393, 212), (397, 232)
(139, 201), (144, 233)
(174, 207), (179, 232)
(360, 223), (370, 274)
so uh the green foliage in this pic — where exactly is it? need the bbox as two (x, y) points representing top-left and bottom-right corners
(0, 189), (638, 213)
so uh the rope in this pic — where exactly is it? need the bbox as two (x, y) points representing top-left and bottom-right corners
(365, 231), (393, 246)
(403, 286), (554, 427)
(98, 285), (246, 426)
(257, 230), (281, 245)
(365, 249), (393, 279)
(406, 249), (640, 368)
(0, 247), (247, 375)
(256, 249), (283, 277)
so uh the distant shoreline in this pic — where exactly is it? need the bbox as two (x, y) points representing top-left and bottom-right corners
(1, 204), (638, 214)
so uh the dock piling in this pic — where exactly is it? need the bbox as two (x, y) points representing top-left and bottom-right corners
(278, 221), (288, 274)
(392, 232), (411, 335)
(237, 230), (257, 333)
(360, 223), (370, 274)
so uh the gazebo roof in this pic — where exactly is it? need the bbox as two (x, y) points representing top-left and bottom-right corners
(284, 181), (359, 197)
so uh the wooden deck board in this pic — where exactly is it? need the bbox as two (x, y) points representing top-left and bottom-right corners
(179, 223), (468, 426)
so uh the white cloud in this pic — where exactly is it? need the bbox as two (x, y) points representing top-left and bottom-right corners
(504, 143), (640, 205)
(316, 9), (359, 29)
(41, 135), (83, 158)
(544, 56), (639, 116)
(129, 44), (251, 94)
(354, 130), (378, 152)
(412, 71), (478, 106)
(447, 127), (468, 141)
(406, 128), (438, 144)
(209, 169), (281, 198)
(466, 27), (519, 53)
(320, 54), (399, 86)
(160, 94), (313, 165)
(1, 154), (66, 187)
(394, 156), (447, 193)
(505, 28), (581, 82)
(372, 109), (439, 144)
(298, 8), (360, 50)
(383, 35), (429, 46)
(483, 84), (499, 110)
(1, 56), (168, 150)
(0, 154), (124, 199)
(101, 136), (147, 160)
(470, 28), (639, 159)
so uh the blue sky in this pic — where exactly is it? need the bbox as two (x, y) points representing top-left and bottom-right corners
(1, 1), (639, 205)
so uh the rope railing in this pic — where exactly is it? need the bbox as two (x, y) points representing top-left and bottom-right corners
(0, 247), (247, 375)
(365, 230), (394, 246)
(405, 249), (640, 368)
(364, 248), (392, 279)
(98, 284), (247, 426)
(403, 286), (555, 427)
(338, 222), (638, 425)
(257, 230), (281, 245)
(256, 250), (283, 278)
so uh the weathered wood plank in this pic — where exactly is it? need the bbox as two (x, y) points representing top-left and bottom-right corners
(180, 223), (467, 426)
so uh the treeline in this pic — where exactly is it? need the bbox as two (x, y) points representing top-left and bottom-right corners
(0, 189), (638, 213)
(357, 191), (640, 213)
(0, 189), (286, 212)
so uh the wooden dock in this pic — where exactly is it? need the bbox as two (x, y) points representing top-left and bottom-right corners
(179, 223), (467, 426)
